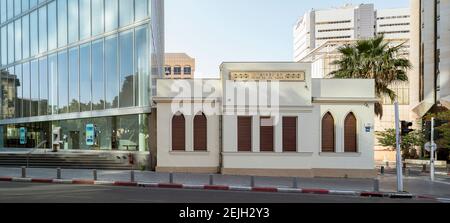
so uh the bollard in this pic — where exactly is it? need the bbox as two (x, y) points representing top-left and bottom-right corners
(380, 166), (385, 175)
(292, 177), (299, 188)
(209, 174), (214, 186)
(250, 176), (255, 188)
(422, 164), (427, 173)
(406, 168), (410, 176)
(21, 166), (26, 178)
(130, 170), (135, 182)
(57, 168), (61, 180)
(93, 169), (97, 181)
(169, 172), (174, 184)
(373, 178), (380, 192)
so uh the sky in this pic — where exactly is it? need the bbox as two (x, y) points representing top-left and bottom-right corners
(165, 0), (410, 78)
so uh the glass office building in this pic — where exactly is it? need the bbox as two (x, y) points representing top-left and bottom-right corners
(0, 0), (164, 151)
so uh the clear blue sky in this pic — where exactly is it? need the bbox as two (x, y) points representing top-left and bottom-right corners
(165, 0), (410, 78)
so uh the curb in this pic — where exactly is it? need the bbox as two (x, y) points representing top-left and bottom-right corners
(0, 176), (443, 201)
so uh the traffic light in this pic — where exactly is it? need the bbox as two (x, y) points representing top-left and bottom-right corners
(423, 119), (449, 141)
(401, 121), (413, 136)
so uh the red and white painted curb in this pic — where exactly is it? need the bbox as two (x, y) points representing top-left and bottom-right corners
(0, 176), (445, 202)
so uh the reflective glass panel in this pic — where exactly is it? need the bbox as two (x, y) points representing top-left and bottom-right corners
(68, 0), (78, 44)
(104, 0), (117, 32)
(48, 1), (57, 50)
(48, 53), (57, 114)
(119, 30), (134, 108)
(14, 19), (22, 62)
(30, 10), (38, 57)
(58, 51), (68, 114)
(57, 0), (67, 47)
(22, 14), (29, 59)
(7, 0), (13, 20)
(1, 27), (6, 66)
(135, 25), (149, 106)
(1, 1), (6, 24)
(79, 0), (91, 40)
(22, 62), (30, 117)
(30, 60), (39, 117)
(30, 0), (37, 8)
(79, 43), (91, 112)
(38, 6), (47, 54)
(22, 0), (29, 12)
(105, 35), (118, 109)
(119, 0), (133, 27)
(92, 0), (104, 36)
(14, 64), (22, 118)
(92, 39), (104, 110)
(8, 23), (14, 64)
(39, 57), (48, 116)
(68, 47), (79, 113)
(14, 0), (21, 16)
(135, 0), (148, 21)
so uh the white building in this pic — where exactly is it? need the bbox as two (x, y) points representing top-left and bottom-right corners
(293, 4), (376, 62)
(154, 62), (378, 178)
(376, 8), (411, 39)
(410, 0), (450, 117)
(293, 4), (411, 64)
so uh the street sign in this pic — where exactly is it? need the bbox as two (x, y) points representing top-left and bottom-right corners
(19, 127), (27, 145)
(425, 142), (437, 152)
(86, 124), (95, 146)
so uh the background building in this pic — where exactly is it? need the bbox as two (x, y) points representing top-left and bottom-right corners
(294, 4), (411, 162)
(410, 0), (450, 119)
(164, 53), (195, 79)
(0, 0), (164, 155)
(293, 4), (376, 62)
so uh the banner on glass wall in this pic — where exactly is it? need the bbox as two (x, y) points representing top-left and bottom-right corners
(86, 124), (95, 146)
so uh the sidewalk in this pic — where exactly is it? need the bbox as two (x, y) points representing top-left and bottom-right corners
(0, 167), (449, 199)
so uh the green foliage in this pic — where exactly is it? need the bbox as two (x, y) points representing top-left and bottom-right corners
(376, 129), (425, 159)
(425, 110), (450, 149)
(329, 35), (411, 118)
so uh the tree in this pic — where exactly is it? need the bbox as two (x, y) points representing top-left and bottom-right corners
(329, 36), (411, 118)
(424, 111), (450, 160)
(377, 129), (425, 160)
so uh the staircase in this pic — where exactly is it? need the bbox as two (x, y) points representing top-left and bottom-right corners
(0, 153), (133, 170)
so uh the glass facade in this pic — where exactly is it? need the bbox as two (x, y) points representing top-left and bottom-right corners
(0, 0), (162, 151)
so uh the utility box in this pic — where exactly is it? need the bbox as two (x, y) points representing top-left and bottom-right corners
(52, 127), (62, 152)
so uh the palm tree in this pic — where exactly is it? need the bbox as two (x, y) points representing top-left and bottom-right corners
(329, 35), (411, 118)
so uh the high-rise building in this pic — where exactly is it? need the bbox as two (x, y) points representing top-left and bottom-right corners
(164, 53), (195, 79)
(293, 4), (376, 62)
(0, 0), (164, 153)
(410, 0), (450, 119)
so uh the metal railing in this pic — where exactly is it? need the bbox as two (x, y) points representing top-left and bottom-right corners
(26, 141), (48, 168)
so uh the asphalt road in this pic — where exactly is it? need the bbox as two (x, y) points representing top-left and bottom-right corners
(0, 182), (436, 203)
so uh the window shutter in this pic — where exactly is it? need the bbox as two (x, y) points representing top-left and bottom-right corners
(194, 113), (207, 151)
(344, 113), (357, 152)
(260, 117), (274, 152)
(172, 114), (185, 151)
(283, 117), (297, 152)
(238, 117), (252, 152)
(322, 113), (335, 152)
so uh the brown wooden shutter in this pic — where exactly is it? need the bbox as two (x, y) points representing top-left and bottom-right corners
(283, 117), (297, 152)
(172, 114), (185, 151)
(322, 112), (335, 152)
(344, 113), (357, 152)
(260, 117), (274, 152)
(238, 117), (252, 152)
(194, 113), (207, 151)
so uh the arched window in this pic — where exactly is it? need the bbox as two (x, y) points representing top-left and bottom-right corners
(194, 113), (207, 151)
(172, 113), (185, 151)
(344, 112), (357, 152)
(322, 112), (335, 152)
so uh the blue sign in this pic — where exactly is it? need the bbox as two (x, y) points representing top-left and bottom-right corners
(19, 127), (27, 145)
(86, 124), (95, 146)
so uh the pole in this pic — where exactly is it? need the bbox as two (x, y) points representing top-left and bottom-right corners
(431, 117), (435, 182)
(394, 101), (404, 192)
